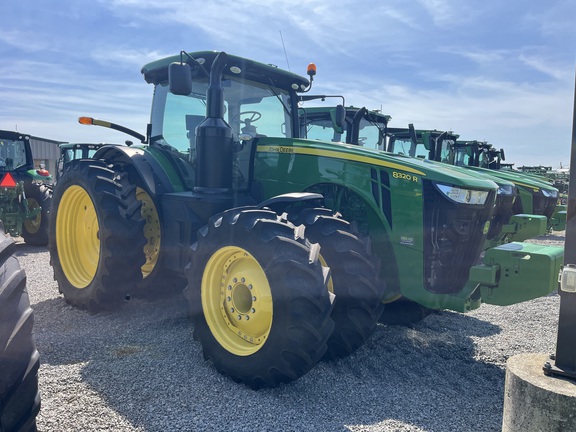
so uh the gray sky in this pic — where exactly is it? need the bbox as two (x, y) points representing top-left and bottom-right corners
(1, 0), (574, 167)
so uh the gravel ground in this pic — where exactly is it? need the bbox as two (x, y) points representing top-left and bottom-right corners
(16, 232), (565, 432)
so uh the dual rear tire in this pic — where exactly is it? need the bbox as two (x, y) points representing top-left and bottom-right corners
(185, 207), (335, 389)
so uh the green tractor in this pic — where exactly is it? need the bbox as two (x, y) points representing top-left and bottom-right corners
(300, 105), (547, 246)
(436, 139), (566, 232)
(0, 130), (54, 245)
(356, 118), (566, 233)
(49, 51), (563, 388)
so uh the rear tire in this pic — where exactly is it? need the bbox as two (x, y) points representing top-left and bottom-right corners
(22, 184), (52, 246)
(133, 187), (186, 299)
(0, 228), (41, 432)
(289, 208), (385, 359)
(185, 207), (334, 389)
(48, 160), (146, 312)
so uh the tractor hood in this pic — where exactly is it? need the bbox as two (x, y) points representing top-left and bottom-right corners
(257, 137), (499, 192)
(466, 166), (558, 195)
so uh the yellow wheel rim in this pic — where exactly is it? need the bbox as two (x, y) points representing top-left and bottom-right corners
(23, 197), (41, 234)
(56, 185), (99, 289)
(202, 246), (273, 356)
(137, 188), (160, 278)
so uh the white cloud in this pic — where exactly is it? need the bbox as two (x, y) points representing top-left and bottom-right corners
(0, 30), (49, 52)
(90, 48), (174, 69)
(519, 52), (573, 82)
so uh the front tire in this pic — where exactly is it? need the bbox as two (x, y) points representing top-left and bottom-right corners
(22, 183), (52, 246)
(0, 227), (41, 432)
(185, 207), (335, 389)
(289, 208), (385, 359)
(48, 160), (146, 312)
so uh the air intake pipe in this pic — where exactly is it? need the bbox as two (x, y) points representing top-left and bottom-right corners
(195, 52), (234, 193)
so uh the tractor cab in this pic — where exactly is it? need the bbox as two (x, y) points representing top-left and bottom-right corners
(142, 51), (311, 196)
(0, 131), (54, 244)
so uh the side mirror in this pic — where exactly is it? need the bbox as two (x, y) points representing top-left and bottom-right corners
(408, 123), (417, 145)
(500, 148), (506, 161)
(331, 105), (346, 134)
(169, 62), (192, 96)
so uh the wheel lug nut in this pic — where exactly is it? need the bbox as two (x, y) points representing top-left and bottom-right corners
(228, 285), (232, 290)
(241, 277), (245, 283)
(248, 285), (253, 290)
(227, 296), (231, 302)
(230, 308), (234, 313)
(252, 296), (257, 301)
(251, 308), (256, 313)
(237, 315), (242, 320)
(233, 278), (237, 283)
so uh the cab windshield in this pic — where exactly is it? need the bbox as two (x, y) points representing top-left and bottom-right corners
(356, 118), (386, 150)
(0, 138), (27, 171)
(453, 147), (472, 166)
(436, 138), (456, 163)
(151, 76), (293, 156)
(150, 75), (295, 190)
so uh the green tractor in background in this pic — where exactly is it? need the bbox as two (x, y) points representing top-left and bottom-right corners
(433, 138), (567, 232)
(332, 110), (566, 234)
(49, 51), (563, 388)
(0, 130), (54, 245)
(300, 105), (548, 246)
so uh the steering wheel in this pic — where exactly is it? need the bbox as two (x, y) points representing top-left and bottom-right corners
(239, 111), (262, 124)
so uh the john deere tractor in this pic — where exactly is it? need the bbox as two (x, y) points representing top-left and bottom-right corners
(316, 108), (565, 235)
(299, 105), (549, 246)
(49, 51), (563, 388)
(428, 137), (565, 232)
(447, 140), (567, 232)
(0, 130), (53, 245)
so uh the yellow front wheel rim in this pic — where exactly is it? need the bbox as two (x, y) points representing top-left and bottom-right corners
(202, 246), (273, 356)
(56, 185), (99, 288)
(137, 188), (160, 278)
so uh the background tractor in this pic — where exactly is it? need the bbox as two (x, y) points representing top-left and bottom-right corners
(302, 106), (565, 234)
(0, 131), (54, 245)
(383, 128), (565, 232)
(49, 50), (563, 388)
(299, 105), (556, 245)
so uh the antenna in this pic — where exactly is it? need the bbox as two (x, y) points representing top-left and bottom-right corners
(279, 30), (291, 71)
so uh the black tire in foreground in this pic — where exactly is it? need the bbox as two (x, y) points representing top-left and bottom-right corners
(22, 183), (52, 246)
(48, 160), (147, 312)
(186, 207), (335, 389)
(289, 208), (385, 360)
(0, 228), (41, 432)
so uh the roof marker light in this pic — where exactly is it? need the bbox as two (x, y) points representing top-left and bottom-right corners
(78, 117), (94, 125)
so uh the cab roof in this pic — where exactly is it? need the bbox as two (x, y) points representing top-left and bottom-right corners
(141, 50), (310, 91)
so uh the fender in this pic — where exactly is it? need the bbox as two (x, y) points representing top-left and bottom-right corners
(258, 192), (324, 214)
(93, 145), (175, 198)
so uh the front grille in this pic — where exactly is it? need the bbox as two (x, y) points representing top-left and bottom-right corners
(487, 192), (515, 240)
(423, 181), (495, 294)
(534, 195), (557, 220)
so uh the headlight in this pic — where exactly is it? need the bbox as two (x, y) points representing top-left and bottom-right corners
(541, 188), (558, 198)
(497, 184), (515, 196)
(435, 184), (489, 205)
